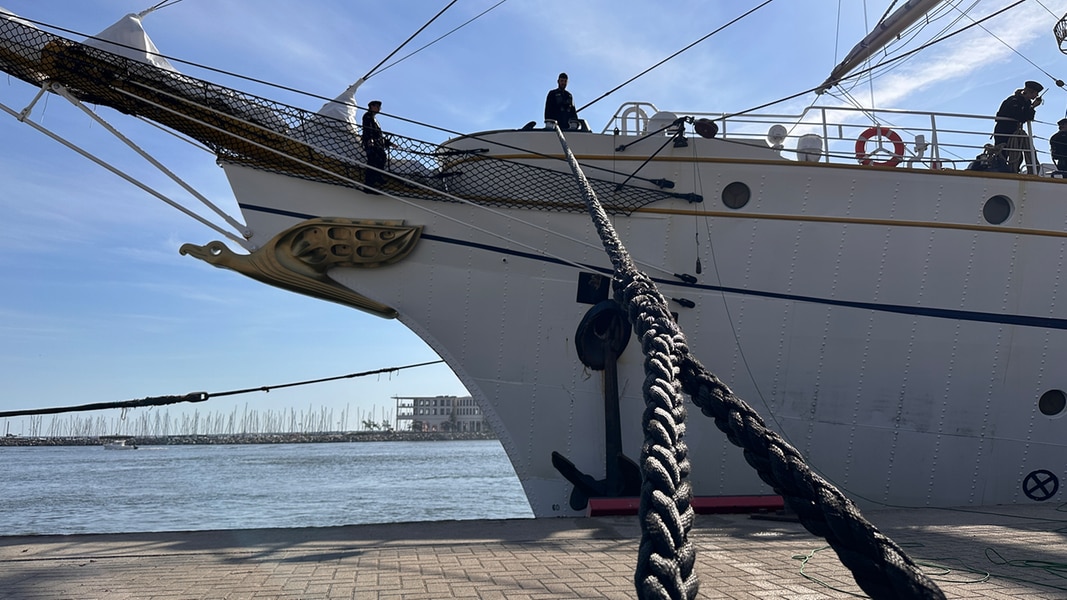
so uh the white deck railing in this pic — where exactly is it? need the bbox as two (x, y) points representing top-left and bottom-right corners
(605, 102), (1048, 173)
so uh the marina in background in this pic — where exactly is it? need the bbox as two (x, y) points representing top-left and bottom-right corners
(1, 394), (487, 439)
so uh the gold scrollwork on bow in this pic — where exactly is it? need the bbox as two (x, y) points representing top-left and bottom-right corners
(180, 218), (423, 318)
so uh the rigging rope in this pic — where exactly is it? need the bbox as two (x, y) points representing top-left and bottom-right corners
(0, 360), (444, 419)
(375, 0), (508, 77)
(952, 0), (1065, 87)
(851, 1), (968, 92)
(8, 9), (496, 138)
(138, 0), (185, 18)
(576, 0), (775, 114)
(360, 0), (460, 81)
(822, 0), (1027, 96)
(731, 0), (1026, 118)
(552, 126), (946, 600)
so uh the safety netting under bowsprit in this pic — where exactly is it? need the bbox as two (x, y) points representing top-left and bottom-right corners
(0, 17), (683, 215)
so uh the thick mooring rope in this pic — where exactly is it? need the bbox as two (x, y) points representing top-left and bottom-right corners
(552, 127), (945, 600)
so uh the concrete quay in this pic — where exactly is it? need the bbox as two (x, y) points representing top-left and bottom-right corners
(1, 503), (1065, 599)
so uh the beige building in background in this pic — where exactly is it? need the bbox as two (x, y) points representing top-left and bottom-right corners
(394, 395), (488, 432)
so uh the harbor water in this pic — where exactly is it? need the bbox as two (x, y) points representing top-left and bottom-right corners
(0, 440), (534, 536)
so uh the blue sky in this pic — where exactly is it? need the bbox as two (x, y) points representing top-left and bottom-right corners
(2, 0), (1066, 435)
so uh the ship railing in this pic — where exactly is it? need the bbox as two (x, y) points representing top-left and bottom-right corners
(605, 101), (1049, 173)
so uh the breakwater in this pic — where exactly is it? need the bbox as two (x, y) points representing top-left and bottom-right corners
(0, 430), (496, 447)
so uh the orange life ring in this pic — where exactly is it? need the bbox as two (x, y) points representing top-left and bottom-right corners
(855, 126), (905, 167)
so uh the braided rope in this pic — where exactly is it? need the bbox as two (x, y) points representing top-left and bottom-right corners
(678, 359), (945, 599)
(554, 127), (697, 599)
(627, 276), (699, 600)
(553, 127), (945, 600)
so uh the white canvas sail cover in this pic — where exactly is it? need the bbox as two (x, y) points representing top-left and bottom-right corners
(293, 81), (365, 160)
(82, 11), (287, 132)
(84, 12), (176, 72)
(316, 81), (361, 127)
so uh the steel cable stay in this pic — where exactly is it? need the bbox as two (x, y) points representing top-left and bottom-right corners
(370, 0), (509, 79)
(552, 125), (945, 600)
(818, 0), (1029, 96)
(613, 118), (692, 193)
(0, 97), (250, 248)
(576, 0), (775, 115)
(0, 360), (444, 420)
(52, 83), (253, 240)
(358, 0), (460, 83)
(8, 4), (493, 118)
(728, 1), (1028, 121)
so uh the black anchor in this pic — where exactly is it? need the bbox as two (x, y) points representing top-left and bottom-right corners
(552, 300), (642, 511)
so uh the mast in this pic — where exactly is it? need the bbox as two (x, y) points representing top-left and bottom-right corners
(816, 0), (943, 93)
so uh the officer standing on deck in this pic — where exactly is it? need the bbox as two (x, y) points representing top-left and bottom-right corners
(992, 80), (1043, 173)
(361, 100), (389, 189)
(544, 73), (579, 130)
(1050, 118), (1067, 172)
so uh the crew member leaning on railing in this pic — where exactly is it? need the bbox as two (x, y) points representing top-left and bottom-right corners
(992, 80), (1043, 174)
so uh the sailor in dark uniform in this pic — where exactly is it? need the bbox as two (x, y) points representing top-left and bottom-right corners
(361, 100), (388, 189)
(544, 72), (579, 130)
(993, 80), (1043, 173)
(1050, 118), (1067, 172)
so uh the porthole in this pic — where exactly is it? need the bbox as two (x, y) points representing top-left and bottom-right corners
(983, 194), (1012, 225)
(722, 181), (751, 209)
(1039, 389), (1067, 417)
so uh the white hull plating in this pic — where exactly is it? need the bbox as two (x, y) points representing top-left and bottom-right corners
(224, 129), (1067, 517)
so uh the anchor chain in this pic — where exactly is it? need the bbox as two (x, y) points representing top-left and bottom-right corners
(552, 125), (945, 600)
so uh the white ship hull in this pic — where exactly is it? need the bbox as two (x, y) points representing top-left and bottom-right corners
(224, 127), (1067, 516)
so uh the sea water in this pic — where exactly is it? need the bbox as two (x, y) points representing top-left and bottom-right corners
(0, 440), (534, 535)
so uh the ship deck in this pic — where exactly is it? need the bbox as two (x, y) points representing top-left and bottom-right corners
(0, 504), (1064, 598)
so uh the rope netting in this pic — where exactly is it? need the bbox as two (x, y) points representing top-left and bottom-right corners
(552, 126), (946, 600)
(0, 17), (679, 215)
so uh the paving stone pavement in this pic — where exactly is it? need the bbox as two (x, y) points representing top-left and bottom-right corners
(1, 503), (1066, 599)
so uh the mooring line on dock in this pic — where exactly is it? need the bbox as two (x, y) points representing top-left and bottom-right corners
(554, 125), (945, 600)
